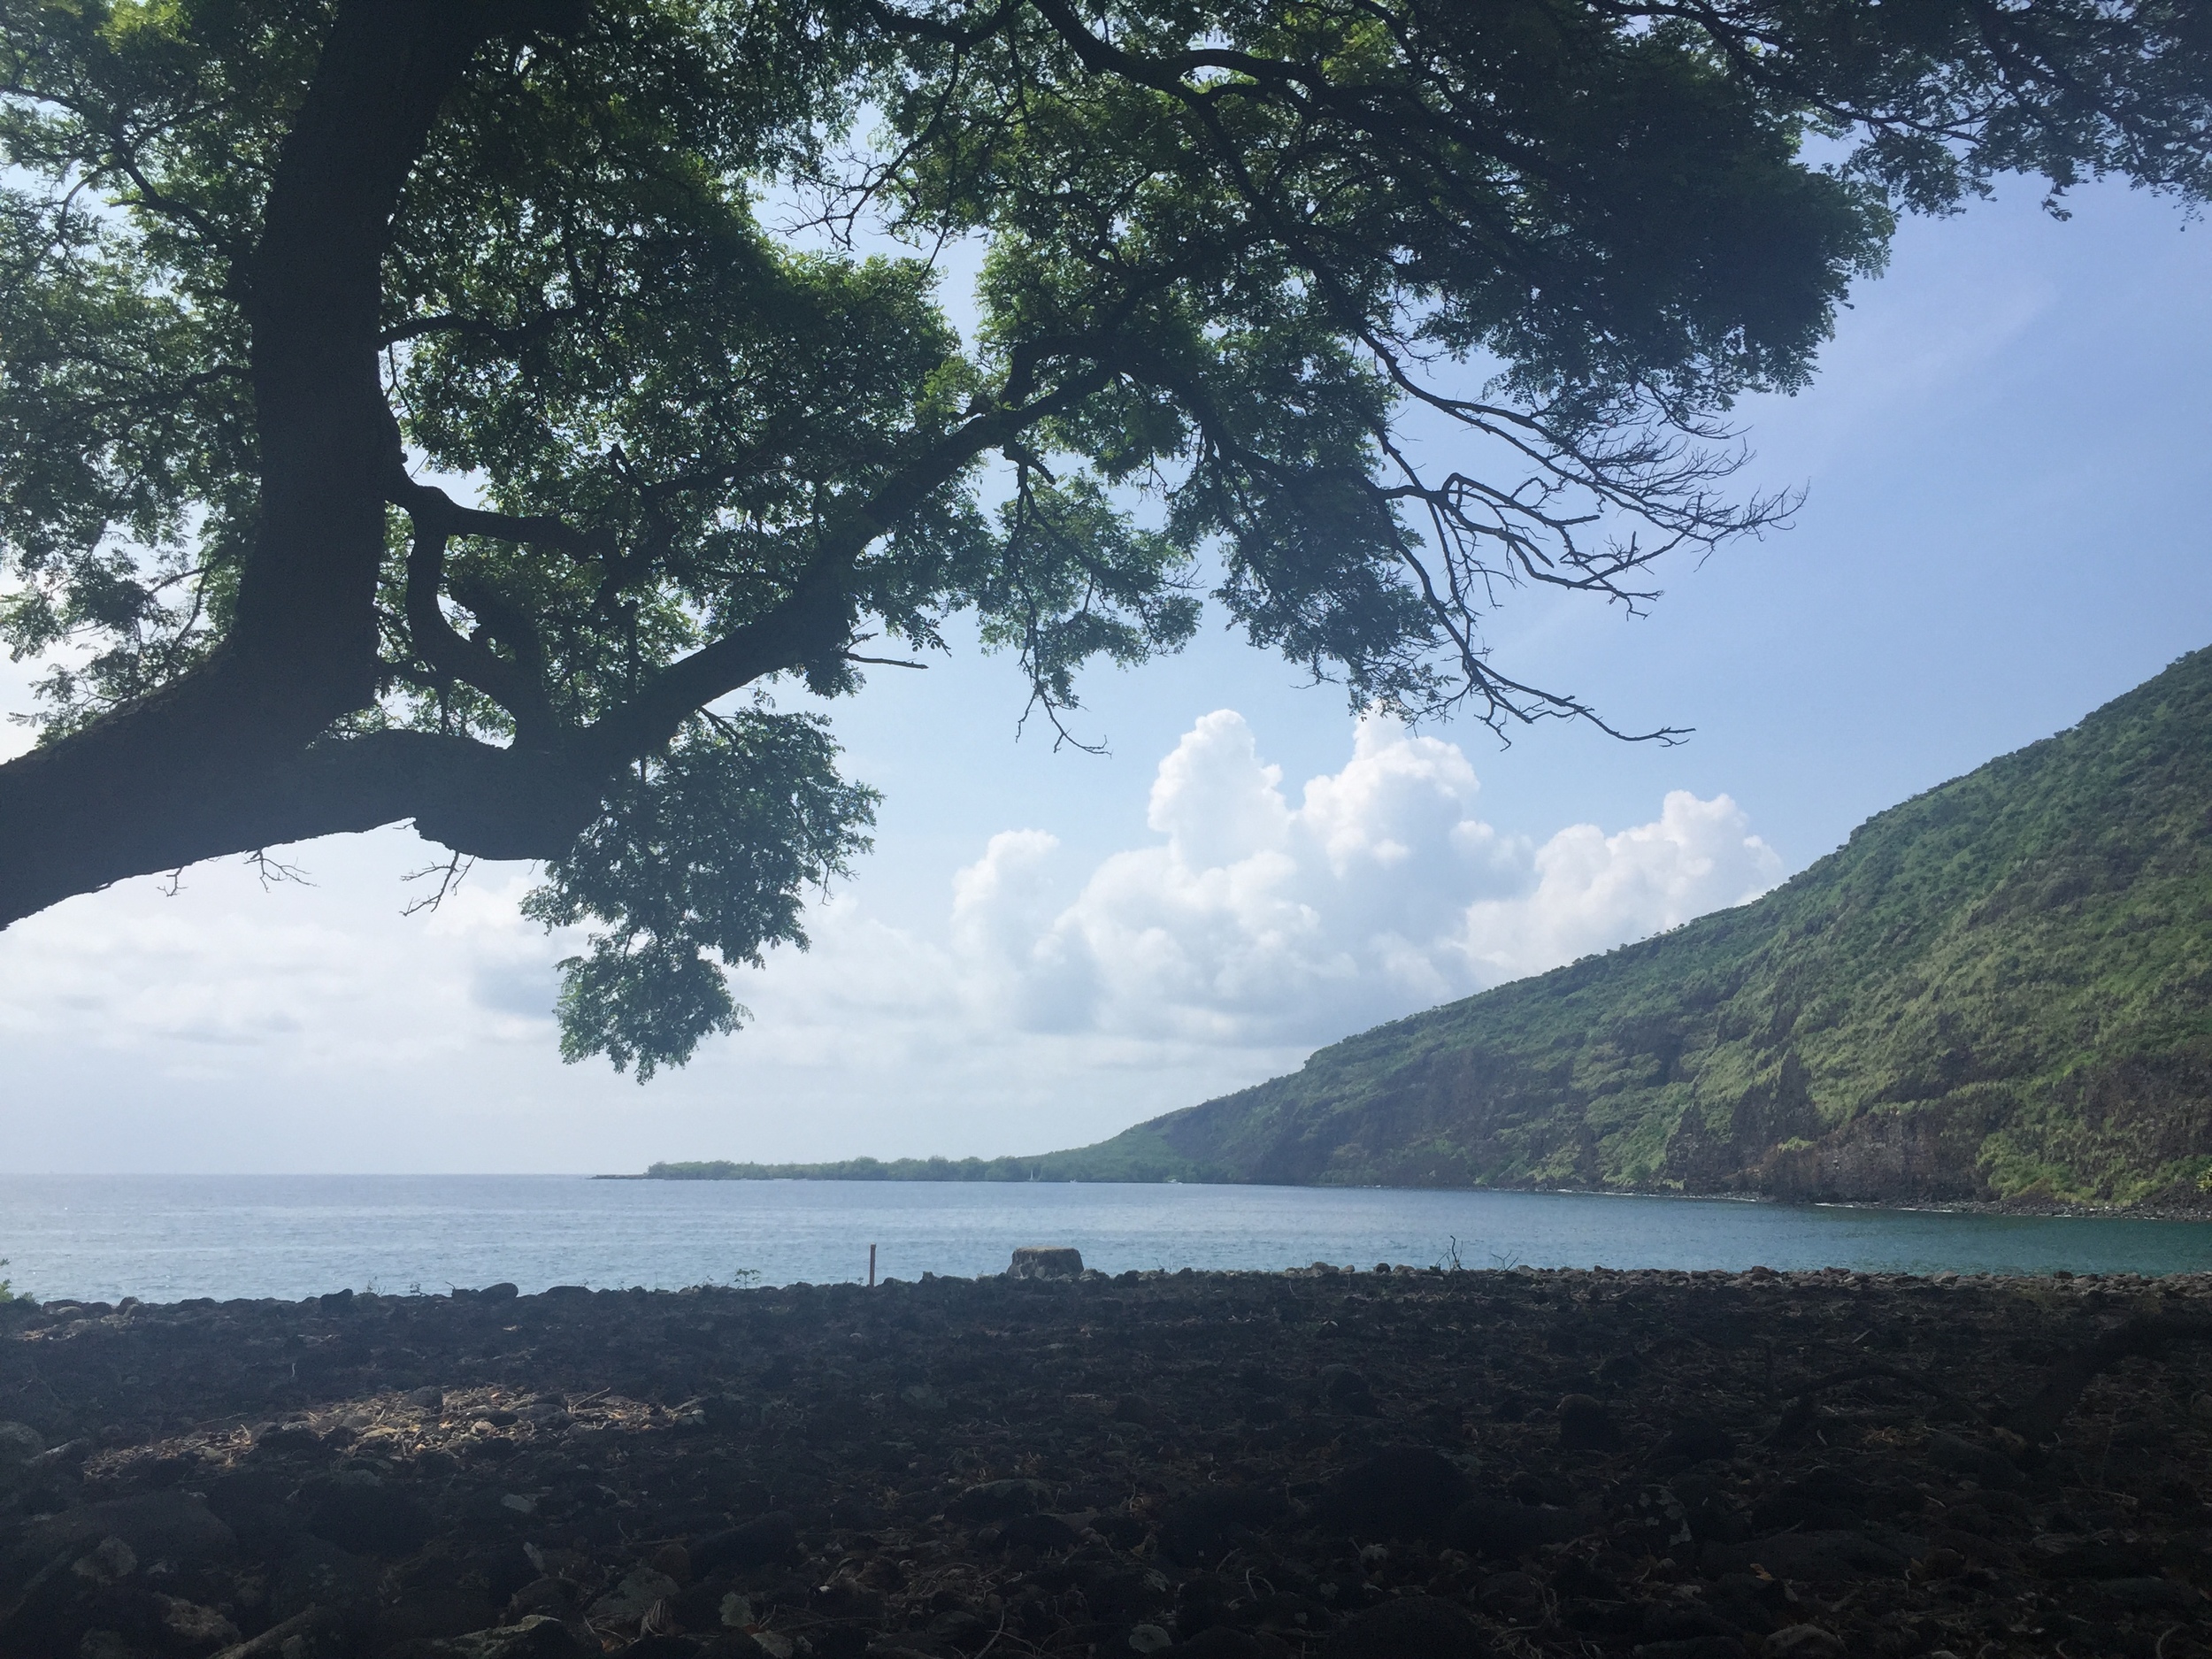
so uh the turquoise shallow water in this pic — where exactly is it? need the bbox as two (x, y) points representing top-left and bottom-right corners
(1, 1175), (2208, 1302)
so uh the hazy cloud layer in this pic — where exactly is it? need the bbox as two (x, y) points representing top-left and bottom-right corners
(0, 708), (1778, 1169)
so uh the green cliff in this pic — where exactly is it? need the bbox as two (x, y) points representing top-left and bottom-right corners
(1048, 645), (2212, 1209)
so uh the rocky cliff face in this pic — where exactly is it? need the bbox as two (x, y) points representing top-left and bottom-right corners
(1055, 648), (2212, 1211)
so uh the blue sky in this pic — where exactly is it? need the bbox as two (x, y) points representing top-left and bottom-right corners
(2, 177), (2208, 1173)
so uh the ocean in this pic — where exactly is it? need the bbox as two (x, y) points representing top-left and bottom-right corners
(1, 1174), (2207, 1302)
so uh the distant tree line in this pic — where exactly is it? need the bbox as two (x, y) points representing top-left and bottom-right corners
(644, 1156), (1064, 1181)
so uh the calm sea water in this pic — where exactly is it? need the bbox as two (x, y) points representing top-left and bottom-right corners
(1, 1176), (2208, 1303)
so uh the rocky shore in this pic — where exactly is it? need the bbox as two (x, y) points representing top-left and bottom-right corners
(3, 1261), (2210, 1659)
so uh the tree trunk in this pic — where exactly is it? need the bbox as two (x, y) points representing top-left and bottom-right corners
(0, 0), (544, 926)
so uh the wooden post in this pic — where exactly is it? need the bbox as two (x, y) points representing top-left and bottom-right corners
(868, 1243), (877, 1288)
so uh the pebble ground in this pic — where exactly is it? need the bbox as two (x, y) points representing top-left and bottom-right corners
(2, 1263), (2209, 1659)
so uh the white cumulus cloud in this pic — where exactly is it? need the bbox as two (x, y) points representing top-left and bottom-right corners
(940, 709), (1783, 1047)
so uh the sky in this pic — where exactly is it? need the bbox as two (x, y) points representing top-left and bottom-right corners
(3, 178), (2209, 1173)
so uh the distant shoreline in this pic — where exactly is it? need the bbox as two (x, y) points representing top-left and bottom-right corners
(598, 1162), (2212, 1221)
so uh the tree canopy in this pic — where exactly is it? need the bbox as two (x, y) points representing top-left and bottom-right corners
(2, 0), (2207, 1076)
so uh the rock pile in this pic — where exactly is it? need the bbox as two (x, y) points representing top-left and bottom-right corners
(1005, 1250), (1086, 1282)
(1, 1265), (2208, 1659)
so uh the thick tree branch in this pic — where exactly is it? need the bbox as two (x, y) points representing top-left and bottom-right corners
(863, 0), (1023, 50)
(0, 0), (574, 928)
(588, 368), (1114, 761)
(402, 518), (560, 743)
(151, 730), (600, 872)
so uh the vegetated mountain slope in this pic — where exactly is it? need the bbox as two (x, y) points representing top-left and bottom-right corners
(1049, 647), (2212, 1210)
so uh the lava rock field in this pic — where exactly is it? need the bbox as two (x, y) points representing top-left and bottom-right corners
(2, 1263), (2209, 1659)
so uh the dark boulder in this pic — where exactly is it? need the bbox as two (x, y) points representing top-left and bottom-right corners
(1478, 1571), (1547, 1620)
(624, 1638), (712, 1659)
(1656, 1417), (1737, 1463)
(1445, 1497), (1581, 1557)
(1716, 1530), (1909, 1585)
(373, 1586), (507, 1648)
(21, 1492), (234, 1570)
(691, 1512), (799, 1575)
(1325, 1595), (1493, 1658)
(947, 1479), (1056, 1522)
(1317, 1446), (1473, 1538)
(1922, 1432), (2024, 1490)
(2092, 1578), (2201, 1610)
(1631, 1638), (1744, 1659)
(1157, 1486), (1286, 1564)
(273, 1535), (380, 1628)
(1168, 1630), (1266, 1658)
(2035, 1540), (2162, 1580)
(437, 1616), (595, 1658)
(1643, 1605), (1748, 1644)
(1556, 1394), (1623, 1452)
(996, 1512), (1082, 1553)
(1317, 1365), (1379, 1415)
(296, 1471), (433, 1556)
(1009, 1248), (1085, 1279)
(1092, 1511), (1150, 1549)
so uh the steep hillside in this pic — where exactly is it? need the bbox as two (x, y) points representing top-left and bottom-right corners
(1039, 647), (2212, 1209)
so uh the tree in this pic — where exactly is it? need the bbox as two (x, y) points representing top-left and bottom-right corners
(2, 0), (2206, 1077)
